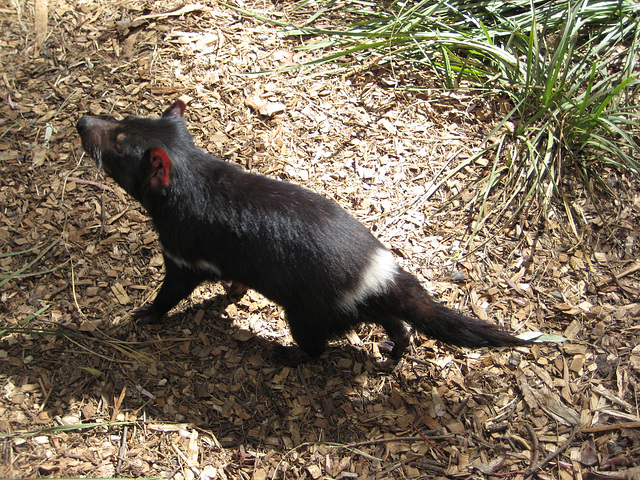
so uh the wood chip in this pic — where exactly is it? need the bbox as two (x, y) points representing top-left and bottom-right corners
(1, 0), (639, 477)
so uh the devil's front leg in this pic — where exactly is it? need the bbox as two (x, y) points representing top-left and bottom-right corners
(132, 255), (205, 323)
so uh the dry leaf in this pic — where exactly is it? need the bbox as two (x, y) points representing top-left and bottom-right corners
(31, 145), (47, 167)
(245, 94), (286, 116)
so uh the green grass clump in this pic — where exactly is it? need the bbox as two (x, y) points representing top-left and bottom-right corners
(227, 0), (640, 242)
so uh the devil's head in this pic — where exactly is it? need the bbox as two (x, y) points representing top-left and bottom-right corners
(77, 100), (192, 202)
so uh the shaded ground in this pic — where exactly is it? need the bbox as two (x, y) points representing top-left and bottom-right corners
(1, 1), (640, 479)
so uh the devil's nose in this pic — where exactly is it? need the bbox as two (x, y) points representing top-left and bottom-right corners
(76, 117), (90, 134)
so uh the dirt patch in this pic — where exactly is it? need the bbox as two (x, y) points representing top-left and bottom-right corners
(1, 1), (639, 478)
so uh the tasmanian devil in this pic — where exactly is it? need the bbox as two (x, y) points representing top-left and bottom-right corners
(76, 100), (529, 366)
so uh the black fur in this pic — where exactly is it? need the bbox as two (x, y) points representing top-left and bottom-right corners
(77, 100), (529, 366)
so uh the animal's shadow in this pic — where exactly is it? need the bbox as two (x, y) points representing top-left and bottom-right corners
(68, 290), (412, 446)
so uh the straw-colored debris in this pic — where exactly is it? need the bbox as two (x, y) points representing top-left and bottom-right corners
(1, 1), (639, 478)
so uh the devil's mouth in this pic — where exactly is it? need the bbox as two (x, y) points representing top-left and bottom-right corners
(81, 144), (108, 175)
(95, 156), (111, 177)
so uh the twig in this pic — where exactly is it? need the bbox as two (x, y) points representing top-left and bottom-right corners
(404, 354), (433, 366)
(524, 423), (540, 470)
(66, 176), (117, 193)
(116, 420), (128, 475)
(615, 261), (640, 279)
(581, 421), (640, 433)
(166, 465), (182, 480)
(36, 375), (54, 414)
(591, 384), (634, 412)
(171, 441), (202, 479)
(409, 421), (447, 459)
(100, 193), (106, 234)
(343, 434), (453, 449)
(66, 241), (84, 320)
(116, 3), (206, 34)
(454, 395), (471, 417)
(524, 426), (578, 480)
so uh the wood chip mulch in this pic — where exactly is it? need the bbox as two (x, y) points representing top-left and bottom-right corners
(1, 1), (639, 479)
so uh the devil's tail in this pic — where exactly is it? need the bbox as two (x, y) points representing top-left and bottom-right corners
(392, 270), (529, 348)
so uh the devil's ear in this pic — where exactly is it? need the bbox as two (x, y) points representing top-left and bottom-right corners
(149, 148), (172, 188)
(163, 100), (186, 118)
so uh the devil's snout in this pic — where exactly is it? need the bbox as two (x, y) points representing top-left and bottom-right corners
(77, 116), (114, 155)
(76, 116), (106, 136)
(76, 116), (90, 132)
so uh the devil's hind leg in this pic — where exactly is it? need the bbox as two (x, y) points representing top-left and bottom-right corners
(273, 310), (332, 366)
(375, 316), (410, 359)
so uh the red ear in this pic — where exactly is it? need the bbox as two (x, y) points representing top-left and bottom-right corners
(149, 148), (171, 188)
